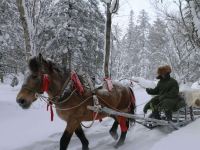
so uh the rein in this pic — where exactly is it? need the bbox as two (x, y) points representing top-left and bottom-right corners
(22, 72), (116, 128)
(34, 72), (94, 122)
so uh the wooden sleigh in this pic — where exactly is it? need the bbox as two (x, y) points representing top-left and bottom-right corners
(87, 95), (200, 130)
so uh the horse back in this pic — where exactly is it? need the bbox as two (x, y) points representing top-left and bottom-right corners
(96, 82), (133, 112)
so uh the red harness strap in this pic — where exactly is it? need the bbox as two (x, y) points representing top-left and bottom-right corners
(42, 74), (54, 122)
(42, 74), (50, 92)
(71, 71), (84, 95)
(118, 116), (128, 132)
(119, 89), (136, 132)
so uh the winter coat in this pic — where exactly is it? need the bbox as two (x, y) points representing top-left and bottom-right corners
(145, 77), (180, 112)
(146, 77), (179, 101)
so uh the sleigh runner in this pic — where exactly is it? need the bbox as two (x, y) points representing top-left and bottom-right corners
(87, 98), (200, 130)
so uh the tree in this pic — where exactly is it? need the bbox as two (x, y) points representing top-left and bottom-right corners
(101, 0), (119, 78)
(16, 0), (32, 60)
(137, 10), (151, 78)
(0, 0), (105, 81)
(0, 0), (26, 79)
(185, 0), (200, 48)
(148, 18), (170, 78)
(44, 0), (105, 77)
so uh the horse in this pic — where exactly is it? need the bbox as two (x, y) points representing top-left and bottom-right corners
(16, 54), (136, 150)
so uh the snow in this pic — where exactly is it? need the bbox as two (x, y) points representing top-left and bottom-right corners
(0, 85), (65, 150)
(1, 82), (200, 150)
(5, 33), (10, 40)
(0, 35), (3, 41)
(101, 0), (111, 4)
(190, 1), (200, 37)
(151, 119), (200, 150)
(191, 81), (200, 89)
(110, 0), (117, 13)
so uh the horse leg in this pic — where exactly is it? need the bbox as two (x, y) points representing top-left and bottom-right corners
(114, 117), (129, 148)
(60, 129), (73, 150)
(60, 121), (79, 150)
(75, 125), (89, 150)
(109, 118), (119, 140)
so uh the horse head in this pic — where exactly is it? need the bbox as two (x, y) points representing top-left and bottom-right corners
(16, 54), (65, 109)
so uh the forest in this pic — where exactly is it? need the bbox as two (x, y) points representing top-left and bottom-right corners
(0, 0), (200, 84)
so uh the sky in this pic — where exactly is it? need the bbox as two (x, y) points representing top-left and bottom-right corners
(112, 0), (157, 32)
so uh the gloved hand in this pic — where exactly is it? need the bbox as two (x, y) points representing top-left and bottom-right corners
(146, 88), (153, 95)
(146, 88), (150, 93)
(143, 106), (148, 114)
(143, 102), (151, 114)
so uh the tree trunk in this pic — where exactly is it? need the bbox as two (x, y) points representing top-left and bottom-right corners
(0, 75), (3, 83)
(16, 0), (32, 61)
(104, 3), (112, 78)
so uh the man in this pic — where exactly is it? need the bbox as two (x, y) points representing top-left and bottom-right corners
(143, 65), (180, 120)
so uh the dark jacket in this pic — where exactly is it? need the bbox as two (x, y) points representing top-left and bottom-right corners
(146, 77), (179, 101)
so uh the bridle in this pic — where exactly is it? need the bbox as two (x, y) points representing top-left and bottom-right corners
(20, 71), (99, 124)
(21, 74), (50, 98)
(22, 71), (86, 105)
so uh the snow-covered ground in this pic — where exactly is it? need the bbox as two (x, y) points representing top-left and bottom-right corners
(1, 81), (200, 150)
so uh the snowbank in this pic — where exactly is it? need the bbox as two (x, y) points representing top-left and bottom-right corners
(1, 82), (200, 150)
(0, 84), (65, 150)
(191, 81), (200, 89)
(150, 119), (200, 150)
(0, 83), (162, 150)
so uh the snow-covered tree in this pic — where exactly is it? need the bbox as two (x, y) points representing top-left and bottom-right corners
(0, 0), (26, 81)
(185, 0), (200, 48)
(0, 0), (105, 81)
(148, 18), (170, 78)
(137, 10), (151, 78)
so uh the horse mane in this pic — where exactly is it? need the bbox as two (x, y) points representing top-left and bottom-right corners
(28, 56), (66, 75)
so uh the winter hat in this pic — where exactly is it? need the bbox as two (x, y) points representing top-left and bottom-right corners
(157, 65), (172, 76)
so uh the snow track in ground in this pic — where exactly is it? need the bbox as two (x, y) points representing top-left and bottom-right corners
(1, 83), (200, 150)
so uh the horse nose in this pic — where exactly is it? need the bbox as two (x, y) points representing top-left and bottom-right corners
(17, 99), (26, 105)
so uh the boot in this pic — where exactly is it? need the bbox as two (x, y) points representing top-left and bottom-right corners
(149, 111), (161, 120)
(165, 111), (172, 121)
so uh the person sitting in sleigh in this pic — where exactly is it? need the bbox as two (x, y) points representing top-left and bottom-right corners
(143, 65), (180, 121)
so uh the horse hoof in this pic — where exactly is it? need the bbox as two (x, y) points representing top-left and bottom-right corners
(109, 131), (119, 140)
(82, 146), (89, 150)
(114, 142), (124, 149)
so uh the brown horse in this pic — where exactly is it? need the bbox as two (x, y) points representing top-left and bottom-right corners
(16, 54), (135, 150)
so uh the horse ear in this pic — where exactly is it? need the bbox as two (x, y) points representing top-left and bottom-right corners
(29, 57), (40, 73)
(38, 53), (44, 64)
(47, 61), (53, 72)
(37, 53), (48, 67)
(37, 53), (53, 73)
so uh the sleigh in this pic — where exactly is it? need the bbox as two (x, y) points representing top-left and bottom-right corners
(87, 91), (200, 130)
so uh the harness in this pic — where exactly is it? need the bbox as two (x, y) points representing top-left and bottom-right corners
(22, 72), (135, 131)
(22, 71), (101, 123)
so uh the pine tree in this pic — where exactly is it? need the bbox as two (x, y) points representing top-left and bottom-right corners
(148, 18), (169, 78)
(137, 10), (151, 78)
(0, 0), (26, 79)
